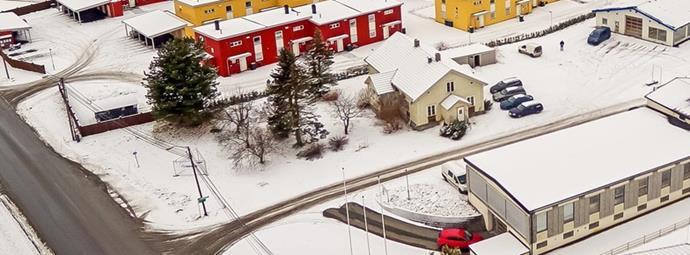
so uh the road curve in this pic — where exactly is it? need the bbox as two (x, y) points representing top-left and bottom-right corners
(166, 99), (647, 254)
(0, 98), (157, 255)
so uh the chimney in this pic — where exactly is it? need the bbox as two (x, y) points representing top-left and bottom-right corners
(284, 5), (289, 14)
(435, 52), (441, 62)
(214, 20), (220, 31)
(311, 3), (316, 14)
(414, 39), (420, 48)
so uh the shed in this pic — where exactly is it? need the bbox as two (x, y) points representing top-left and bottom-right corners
(123, 10), (189, 49)
(56, 0), (123, 23)
(0, 12), (31, 48)
(441, 43), (496, 68)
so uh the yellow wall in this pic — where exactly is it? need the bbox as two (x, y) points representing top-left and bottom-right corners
(174, 0), (317, 26)
(408, 71), (484, 127)
(435, 0), (559, 31)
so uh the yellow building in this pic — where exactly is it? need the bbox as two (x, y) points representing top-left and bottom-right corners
(435, 0), (559, 31)
(174, 0), (315, 26)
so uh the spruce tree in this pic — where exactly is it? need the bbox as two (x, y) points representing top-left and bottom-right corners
(304, 29), (336, 99)
(143, 38), (218, 126)
(267, 48), (295, 138)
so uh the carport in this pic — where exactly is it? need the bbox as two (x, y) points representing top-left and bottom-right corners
(0, 13), (32, 48)
(55, 0), (122, 23)
(122, 10), (188, 49)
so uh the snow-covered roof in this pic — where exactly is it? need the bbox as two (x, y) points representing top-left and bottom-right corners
(0, 13), (30, 32)
(0, 0), (31, 12)
(175, 0), (222, 7)
(123, 11), (188, 38)
(194, 18), (265, 41)
(593, 0), (690, 30)
(520, 100), (541, 107)
(367, 70), (396, 95)
(56, 0), (110, 12)
(365, 33), (485, 102)
(293, 1), (358, 25)
(441, 94), (470, 110)
(243, 7), (311, 29)
(465, 107), (690, 211)
(334, 0), (402, 14)
(470, 233), (529, 255)
(626, 244), (690, 255)
(442, 43), (494, 58)
(646, 78), (690, 116)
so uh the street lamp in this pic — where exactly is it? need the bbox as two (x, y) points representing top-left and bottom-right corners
(49, 48), (56, 71)
(549, 11), (553, 28)
(342, 167), (353, 255)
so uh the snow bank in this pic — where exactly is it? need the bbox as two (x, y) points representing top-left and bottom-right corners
(380, 183), (479, 218)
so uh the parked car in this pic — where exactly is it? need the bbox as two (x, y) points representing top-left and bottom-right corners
(518, 43), (542, 57)
(437, 228), (483, 251)
(490, 77), (522, 94)
(509, 101), (543, 118)
(500, 94), (534, 110)
(588, 27), (611, 46)
(493, 86), (526, 102)
(441, 161), (467, 193)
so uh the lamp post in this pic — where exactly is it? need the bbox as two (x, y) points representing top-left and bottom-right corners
(2, 58), (9, 79)
(49, 48), (55, 70)
(362, 195), (371, 255)
(377, 176), (389, 255)
(342, 168), (353, 255)
(132, 151), (140, 168)
(549, 11), (553, 28)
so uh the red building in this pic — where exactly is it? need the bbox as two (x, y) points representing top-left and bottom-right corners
(194, 0), (403, 77)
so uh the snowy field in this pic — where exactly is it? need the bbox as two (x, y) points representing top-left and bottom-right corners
(4, 0), (690, 253)
(380, 183), (478, 218)
(0, 195), (48, 255)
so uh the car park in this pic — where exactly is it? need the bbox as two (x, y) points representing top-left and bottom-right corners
(509, 101), (543, 118)
(437, 228), (483, 251)
(489, 77), (523, 94)
(441, 160), (467, 193)
(588, 27), (611, 46)
(518, 43), (542, 57)
(493, 86), (526, 102)
(500, 94), (534, 110)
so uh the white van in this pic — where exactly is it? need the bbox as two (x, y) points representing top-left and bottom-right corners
(441, 160), (467, 193)
(518, 43), (542, 57)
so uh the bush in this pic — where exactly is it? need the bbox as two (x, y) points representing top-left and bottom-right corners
(356, 89), (371, 109)
(484, 99), (493, 111)
(440, 120), (468, 140)
(383, 120), (402, 134)
(321, 90), (341, 102)
(296, 143), (325, 160)
(328, 136), (349, 151)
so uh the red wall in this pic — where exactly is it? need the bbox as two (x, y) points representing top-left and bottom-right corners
(200, 5), (402, 77)
(135, 0), (166, 6)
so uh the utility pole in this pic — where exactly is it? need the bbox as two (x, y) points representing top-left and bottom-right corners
(405, 169), (411, 200)
(132, 151), (140, 168)
(2, 57), (9, 79)
(49, 48), (56, 70)
(362, 195), (371, 255)
(342, 168), (353, 255)
(188, 146), (208, 216)
(377, 176), (389, 255)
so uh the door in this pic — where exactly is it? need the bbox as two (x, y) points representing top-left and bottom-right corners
(238, 58), (248, 72)
(624, 16), (642, 38)
(614, 21), (620, 33)
(128, 0), (135, 8)
(473, 55), (480, 67)
(226, 6), (233, 19)
(349, 19), (358, 43)
(291, 42), (300, 56)
(457, 108), (465, 121)
(517, 4), (521, 16)
(245, 0), (252, 15)
(275, 31), (284, 56)
(253, 36), (263, 61)
(383, 26), (390, 39)
(478, 15), (485, 28)
(336, 39), (344, 52)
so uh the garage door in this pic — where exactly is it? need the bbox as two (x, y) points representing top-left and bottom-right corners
(625, 16), (643, 38)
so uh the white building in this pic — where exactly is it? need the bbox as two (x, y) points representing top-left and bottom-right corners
(592, 0), (690, 46)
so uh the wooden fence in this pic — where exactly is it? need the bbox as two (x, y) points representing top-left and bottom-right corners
(5, 1), (54, 16)
(0, 50), (46, 74)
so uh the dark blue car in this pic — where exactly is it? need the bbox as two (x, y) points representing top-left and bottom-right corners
(588, 27), (611, 46)
(509, 101), (543, 118)
(500, 94), (534, 110)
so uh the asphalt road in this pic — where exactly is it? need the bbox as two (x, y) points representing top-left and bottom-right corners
(0, 98), (157, 255)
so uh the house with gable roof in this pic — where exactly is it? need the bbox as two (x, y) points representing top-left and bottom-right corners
(364, 32), (487, 130)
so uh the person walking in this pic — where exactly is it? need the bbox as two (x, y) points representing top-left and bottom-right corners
(560, 40), (565, 51)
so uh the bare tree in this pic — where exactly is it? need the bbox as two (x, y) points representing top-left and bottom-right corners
(222, 100), (254, 133)
(218, 102), (276, 167)
(331, 92), (363, 135)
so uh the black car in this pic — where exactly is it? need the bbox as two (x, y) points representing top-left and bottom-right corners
(493, 86), (526, 102)
(490, 77), (522, 94)
(500, 94), (534, 110)
(509, 101), (543, 118)
(588, 27), (611, 46)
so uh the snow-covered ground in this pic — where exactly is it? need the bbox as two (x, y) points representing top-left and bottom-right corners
(381, 183), (478, 218)
(624, 225), (690, 254)
(0, 195), (50, 255)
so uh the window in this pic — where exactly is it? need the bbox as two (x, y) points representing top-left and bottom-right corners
(230, 41), (242, 47)
(648, 27), (668, 41)
(466, 96), (475, 106)
(536, 241), (548, 249)
(536, 212), (547, 233)
(293, 25), (304, 31)
(427, 105), (436, 116)
(637, 204), (647, 211)
(614, 186), (625, 205)
(614, 212), (624, 220)
(589, 195), (600, 214)
(684, 164), (690, 180)
(368, 14), (376, 38)
(563, 231), (574, 239)
(661, 170), (671, 188)
(349, 19), (358, 43)
(253, 36), (263, 61)
(204, 8), (215, 14)
(589, 222), (599, 229)
(638, 177), (648, 197)
(602, 18), (608, 25)
(329, 23), (340, 29)
(661, 195), (669, 202)
(384, 9), (394, 15)
(563, 203), (574, 223)
(245, 0), (251, 8)
(226, 6), (232, 12)
(446, 81), (454, 92)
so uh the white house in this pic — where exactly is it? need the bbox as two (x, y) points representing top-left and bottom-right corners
(592, 0), (690, 46)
